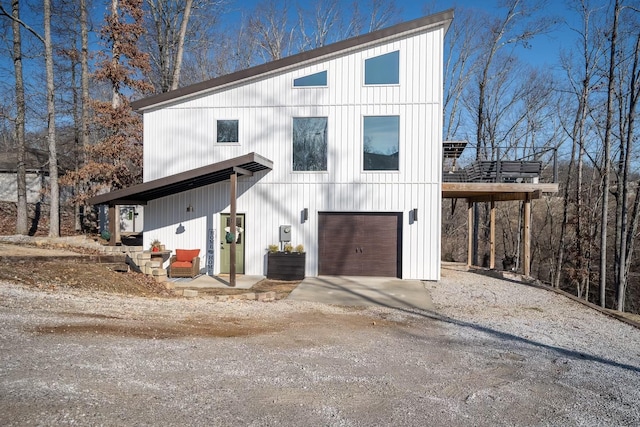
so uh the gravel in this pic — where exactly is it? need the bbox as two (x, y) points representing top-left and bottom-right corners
(1, 266), (639, 426)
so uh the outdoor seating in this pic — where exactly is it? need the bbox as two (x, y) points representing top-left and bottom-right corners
(168, 249), (200, 278)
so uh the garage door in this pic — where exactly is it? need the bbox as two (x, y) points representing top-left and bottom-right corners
(318, 212), (402, 277)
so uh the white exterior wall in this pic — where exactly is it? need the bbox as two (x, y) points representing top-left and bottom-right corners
(0, 172), (46, 203)
(142, 27), (444, 280)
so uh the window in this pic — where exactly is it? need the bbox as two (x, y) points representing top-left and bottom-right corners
(364, 51), (399, 85)
(363, 116), (399, 171)
(293, 71), (327, 87)
(217, 120), (239, 143)
(293, 117), (328, 171)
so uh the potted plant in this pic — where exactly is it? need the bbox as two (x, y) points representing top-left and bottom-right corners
(150, 239), (162, 252)
(267, 243), (305, 280)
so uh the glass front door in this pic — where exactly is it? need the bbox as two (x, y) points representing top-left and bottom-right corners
(219, 213), (245, 274)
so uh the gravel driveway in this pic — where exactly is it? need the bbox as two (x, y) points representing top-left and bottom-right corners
(1, 267), (639, 426)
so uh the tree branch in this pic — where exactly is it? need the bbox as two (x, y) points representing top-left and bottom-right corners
(0, 4), (45, 44)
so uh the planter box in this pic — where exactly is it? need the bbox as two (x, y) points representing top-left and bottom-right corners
(267, 252), (306, 280)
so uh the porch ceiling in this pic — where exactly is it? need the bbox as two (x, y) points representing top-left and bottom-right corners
(87, 152), (273, 206)
(442, 182), (559, 202)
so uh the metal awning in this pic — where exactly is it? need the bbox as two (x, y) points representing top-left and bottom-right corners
(87, 152), (273, 206)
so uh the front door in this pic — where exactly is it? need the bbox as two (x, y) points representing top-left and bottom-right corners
(220, 213), (245, 274)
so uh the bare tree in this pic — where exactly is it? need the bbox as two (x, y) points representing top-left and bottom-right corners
(248, 0), (295, 61)
(554, 0), (606, 296)
(44, 0), (59, 236)
(144, 0), (193, 92)
(296, 0), (341, 50)
(1, 0), (60, 236)
(441, 8), (481, 143)
(8, 0), (27, 235)
(80, 0), (90, 228)
(598, 0), (620, 307)
(613, 11), (640, 311)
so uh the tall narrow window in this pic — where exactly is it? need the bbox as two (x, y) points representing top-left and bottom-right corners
(293, 117), (328, 171)
(364, 51), (399, 85)
(363, 116), (399, 171)
(293, 71), (327, 87)
(217, 120), (239, 143)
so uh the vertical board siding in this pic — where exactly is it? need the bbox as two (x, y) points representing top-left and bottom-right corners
(142, 27), (444, 280)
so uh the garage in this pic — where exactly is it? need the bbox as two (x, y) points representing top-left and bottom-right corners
(318, 212), (402, 277)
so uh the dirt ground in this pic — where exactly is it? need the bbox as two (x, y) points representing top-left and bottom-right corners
(0, 240), (299, 299)
(1, 267), (639, 426)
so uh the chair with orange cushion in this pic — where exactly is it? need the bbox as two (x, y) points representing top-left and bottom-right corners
(169, 249), (201, 278)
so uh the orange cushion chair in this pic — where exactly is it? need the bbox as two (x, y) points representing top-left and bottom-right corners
(169, 249), (201, 278)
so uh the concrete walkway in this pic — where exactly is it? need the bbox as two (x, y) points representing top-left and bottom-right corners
(288, 276), (434, 310)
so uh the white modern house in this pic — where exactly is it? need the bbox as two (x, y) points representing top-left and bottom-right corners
(89, 10), (454, 281)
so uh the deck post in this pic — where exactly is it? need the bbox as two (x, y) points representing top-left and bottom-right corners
(467, 201), (473, 268)
(523, 194), (531, 276)
(108, 204), (117, 246)
(230, 172), (237, 287)
(490, 200), (496, 269)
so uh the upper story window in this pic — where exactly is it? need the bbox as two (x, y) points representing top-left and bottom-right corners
(363, 116), (399, 171)
(364, 51), (399, 85)
(293, 71), (327, 87)
(217, 120), (239, 143)
(293, 117), (328, 171)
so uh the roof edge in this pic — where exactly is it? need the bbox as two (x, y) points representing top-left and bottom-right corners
(86, 152), (273, 205)
(131, 9), (454, 112)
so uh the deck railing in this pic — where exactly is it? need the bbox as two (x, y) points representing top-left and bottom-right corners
(443, 160), (543, 183)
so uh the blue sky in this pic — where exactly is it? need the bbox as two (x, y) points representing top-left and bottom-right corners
(0, 0), (583, 110)
(217, 0), (581, 69)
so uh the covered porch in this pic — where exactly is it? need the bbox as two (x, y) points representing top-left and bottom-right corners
(86, 152), (273, 287)
(442, 182), (559, 276)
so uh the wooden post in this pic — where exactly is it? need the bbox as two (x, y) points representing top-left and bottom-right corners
(467, 201), (473, 268)
(108, 204), (116, 246)
(523, 194), (531, 276)
(230, 172), (237, 287)
(490, 200), (496, 269)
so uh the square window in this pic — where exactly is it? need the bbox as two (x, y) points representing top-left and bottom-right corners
(363, 116), (399, 171)
(217, 120), (239, 143)
(364, 51), (399, 85)
(293, 117), (328, 171)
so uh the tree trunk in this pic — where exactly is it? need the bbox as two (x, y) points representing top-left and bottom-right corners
(111, 0), (120, 108)
(71, 47), (81, 232)
(80, 0), (90, 230)
(11, 0), (28, 235)
(616, 32), (640, 311)
(599, 0), (620, 308)
(45, 0), (59, 237)
(170, 0), (192, 91)
(554, 132), (577, 289)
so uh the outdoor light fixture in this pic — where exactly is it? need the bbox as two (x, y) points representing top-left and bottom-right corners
(186, 204), (194, 212)
(303, 208), (309, 221)
(413, 208), (418, 221)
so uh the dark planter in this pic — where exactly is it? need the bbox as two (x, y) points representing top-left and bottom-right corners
(267, 252), (306, 280)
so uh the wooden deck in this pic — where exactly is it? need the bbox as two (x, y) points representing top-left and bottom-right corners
(441, 182), (559, 277)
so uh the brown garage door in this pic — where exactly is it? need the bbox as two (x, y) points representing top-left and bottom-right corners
(318, 212), (402, 277)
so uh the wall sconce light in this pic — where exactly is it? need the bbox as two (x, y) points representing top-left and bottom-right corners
(303, 208), (309, 221)
(186, 204), (194, 212)
(412, 208), (418, 221)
